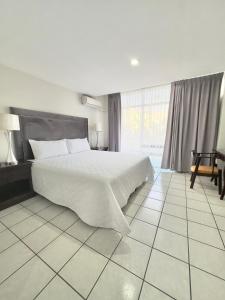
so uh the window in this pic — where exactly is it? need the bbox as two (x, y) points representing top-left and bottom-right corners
(121, 84), (171, 167)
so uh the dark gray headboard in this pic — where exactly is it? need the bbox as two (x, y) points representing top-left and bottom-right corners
(10, 107), (88, 161)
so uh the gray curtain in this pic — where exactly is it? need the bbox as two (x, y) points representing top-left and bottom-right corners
(161, 72), (223, 172)
(108, 93), (121, 151)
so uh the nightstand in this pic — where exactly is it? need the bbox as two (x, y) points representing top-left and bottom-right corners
(91, 147), (108, 151)
(0, 161), (35, 211)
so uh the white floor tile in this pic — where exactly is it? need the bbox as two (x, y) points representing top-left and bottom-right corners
(187, 199), (211, 213)
(165, 195), (186, 207)
(167, 188), (186, 198)
(128, 219), (156, 246)
(23, 223), (62, 253)
(129, 193), (146, 205)
(37, 204), (65, 221)
(145, 249), (190, 300)
(211, 204), (225, 217)
(170, 179), (185, 186)
(150, 184), (168, 194)
(163, 202), (186, 219)
(21, 196), (41, 207)
(0, 222), (6, 233)
(205, 188), (219, 196)
(155, 181), (170, 187)
(86, 228), (121, 258)
(189, 239), (225, 280)
(154, 228), (188, 262)
(220, 230), (225, 245)
(88, 261), (142, 300)
(26, 197), (52, 213)
(146, 191), (165, 201)
(39, 233), (82, 271)
(123, 203), (140, 217)
(66, 219), (95, 242)
(1, 171), (224, 300)
(130, 194), (146, 205)
(10, 215), (46, 238)
(0, 204), (22, 218)
(188, 221), (224, 249)
(59, 245), (107, 298)
(215, 215), (225, 231)
(142, 198), (164, 212)
(187, 208), (216, 228)
(112, 236), (151, 278)
(136, 184), (151, 194)
(0, 208), (32, 227)
(207, 196), (225, 207)
(135, 207), (160, 226)
(0, 229), (19, 253)
(0, 241), (34, 284)
(0, 256), (54, 300)
(160, 214), (187, 236)
(170, 182), (187, 191)
(139, 282), (172, 300)
(191, 266), (225, 300)
(186, 193), (207, 202)
(36, 275), (83, 300)
(50, 209), (79, 230)
(186, 182), (202, 189)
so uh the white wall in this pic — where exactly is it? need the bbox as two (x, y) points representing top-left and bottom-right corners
(0, 64), (108, 162)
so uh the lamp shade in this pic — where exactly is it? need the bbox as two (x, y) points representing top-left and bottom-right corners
(0, 114), (20, 131)
(95, 123), (103, 132)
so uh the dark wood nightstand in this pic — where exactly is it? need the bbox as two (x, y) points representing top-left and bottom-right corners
(0, 161), (35, 211)
(91, 147), (108, 151)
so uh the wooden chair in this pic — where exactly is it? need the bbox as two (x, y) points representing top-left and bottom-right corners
(220, 167), (225, 200)
(190, 150), (222, 193)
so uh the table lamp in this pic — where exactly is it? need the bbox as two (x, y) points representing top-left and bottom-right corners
(0, 113), (20, 164)
(95, 123), (103, 149)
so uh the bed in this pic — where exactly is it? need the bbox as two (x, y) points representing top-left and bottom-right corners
(11, 107), (154, 234)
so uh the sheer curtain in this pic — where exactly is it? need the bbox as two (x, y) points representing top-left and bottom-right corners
(121, 84), (171, 167)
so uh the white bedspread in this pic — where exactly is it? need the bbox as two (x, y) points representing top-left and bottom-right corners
(31, 150), (154, 234)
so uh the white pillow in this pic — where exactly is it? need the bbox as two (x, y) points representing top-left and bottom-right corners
(29, 139), (68, 159)
(66, 138), (90, 154)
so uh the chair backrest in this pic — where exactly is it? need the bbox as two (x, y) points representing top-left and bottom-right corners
(191, 150), (217, 166)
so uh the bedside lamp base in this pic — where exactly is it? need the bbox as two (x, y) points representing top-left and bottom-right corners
(6, 131), (17, 165)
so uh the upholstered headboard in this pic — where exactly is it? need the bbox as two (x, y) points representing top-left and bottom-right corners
(10, 107), (88, 161)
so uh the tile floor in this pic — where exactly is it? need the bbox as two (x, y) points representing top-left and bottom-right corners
(1, 171), (225, 299)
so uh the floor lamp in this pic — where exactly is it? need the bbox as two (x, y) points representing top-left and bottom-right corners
(0, 113), (20, 164)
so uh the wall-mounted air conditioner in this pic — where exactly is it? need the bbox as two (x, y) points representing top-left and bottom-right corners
(81, 95), (102, 109)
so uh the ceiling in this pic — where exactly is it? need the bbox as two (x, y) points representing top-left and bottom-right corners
(0, 0), (225, 96)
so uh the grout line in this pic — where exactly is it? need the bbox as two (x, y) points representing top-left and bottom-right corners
(34, 225), (101, 300)
(9, 225), (93, 299)
(0, 204), (24, 219)
(185, 174), (192, 300)
(137, 172), (173, 300)
(1, 196), (224, 256)
(84, 179), (157, 299)
(202, 185), (225, 250)
(86, 171), (171, 300)
(34, 174), (225, 298)
(1, 172), (225, 299)
(0, 204), (74, 255)
(0, 213), (86, 298)
(0, 199), (63, 236)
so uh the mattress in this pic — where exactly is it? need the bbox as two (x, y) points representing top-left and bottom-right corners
(31, 150), (154, 234)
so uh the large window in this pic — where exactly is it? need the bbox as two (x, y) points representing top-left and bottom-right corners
(121, 85), (171, 167)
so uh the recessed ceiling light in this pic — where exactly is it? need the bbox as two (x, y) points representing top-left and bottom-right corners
(130, 58), (139, 66)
